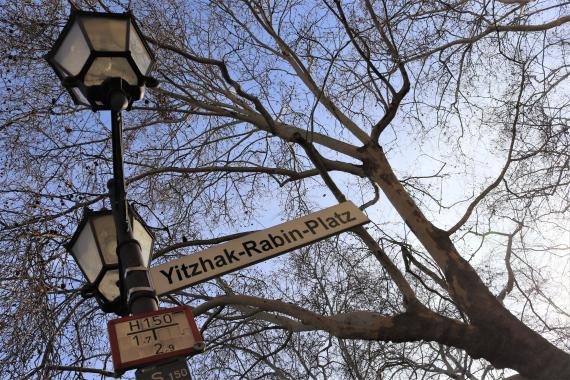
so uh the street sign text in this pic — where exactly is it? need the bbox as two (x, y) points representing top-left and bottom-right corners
(150, 201), (369, 295)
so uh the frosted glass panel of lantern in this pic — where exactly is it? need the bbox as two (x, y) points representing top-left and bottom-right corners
(98, 269), (120, 302)
(129, 22), (151, 75)
(70, 87), (90, 106)
(92, 213), (118, 265)
(84, 57), (138, 85)
(132, 217), (153, 267)
(53, 21), (90, 76)
(71, 222), (102, 283)
(82, 17), (127, 51)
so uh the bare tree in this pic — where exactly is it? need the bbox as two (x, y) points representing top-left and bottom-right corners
(1, 0), (569, 379)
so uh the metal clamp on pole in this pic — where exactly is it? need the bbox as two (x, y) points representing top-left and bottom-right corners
(124, 266), (159, 308)
(124, 266), (150, 277)
(127, 286), (159, 310)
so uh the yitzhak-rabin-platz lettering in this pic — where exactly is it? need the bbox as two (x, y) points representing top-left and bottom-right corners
(160, 210), (357, 284)
(150, 201), (369, 295)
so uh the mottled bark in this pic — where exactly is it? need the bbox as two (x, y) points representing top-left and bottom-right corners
(361, 143), (570, 379)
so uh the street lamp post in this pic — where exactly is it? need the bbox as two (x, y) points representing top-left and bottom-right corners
(47, 10), (159, 315)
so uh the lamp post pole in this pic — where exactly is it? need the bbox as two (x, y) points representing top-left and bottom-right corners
(46, 9), (161, 316)
(109, 106), (158, 315)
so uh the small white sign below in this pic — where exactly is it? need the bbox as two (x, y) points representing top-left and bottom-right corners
(150, 201), (369, 296)
(108, 306), (204, 371)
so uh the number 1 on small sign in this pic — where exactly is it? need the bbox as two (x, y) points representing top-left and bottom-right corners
(132, 335), (154, 346)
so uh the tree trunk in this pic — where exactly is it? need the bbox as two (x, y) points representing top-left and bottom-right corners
(361, 143), (570, 379)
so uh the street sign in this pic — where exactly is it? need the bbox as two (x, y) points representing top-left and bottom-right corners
(150, 201), (369, 296)
(135, 357), (191, 380)
(108, 306), (204, 371)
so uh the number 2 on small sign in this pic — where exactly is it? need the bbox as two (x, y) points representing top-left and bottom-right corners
(154, 343), (175, 354)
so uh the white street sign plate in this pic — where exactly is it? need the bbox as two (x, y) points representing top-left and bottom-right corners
(108, 306), (204, 371)
(150, 201), (369, 296)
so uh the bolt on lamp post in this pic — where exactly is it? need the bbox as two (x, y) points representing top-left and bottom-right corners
(46, 10), (159, 315)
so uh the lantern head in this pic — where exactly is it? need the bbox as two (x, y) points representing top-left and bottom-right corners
(46, 10), (158, 111)
(66, 207), (154, 314)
